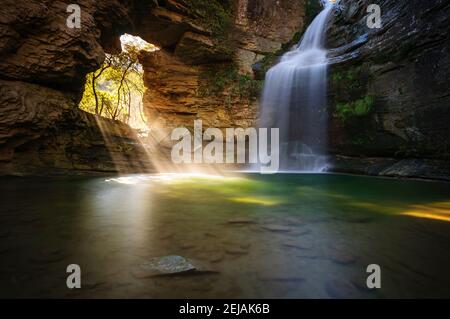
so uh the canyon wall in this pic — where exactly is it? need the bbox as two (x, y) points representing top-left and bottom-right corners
(2, 0), (449, 179)
(0, 0), (155, 175)
(140, 0), (306, 131)
(325, 0), (450, 180)
(0, 0), (306, 175)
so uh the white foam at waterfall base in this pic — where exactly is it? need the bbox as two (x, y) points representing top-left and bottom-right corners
(258, 1), (334, 173)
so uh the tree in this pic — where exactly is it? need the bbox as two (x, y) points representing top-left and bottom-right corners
(79, 34), (156, 129)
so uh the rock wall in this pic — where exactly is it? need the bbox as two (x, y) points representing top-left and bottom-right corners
(0, 0), (307, 175)
(0, 0), (152, 175)
(326, 0), (450, 180)
(140, 0), (306, 131)
(0, 80), (151, 175)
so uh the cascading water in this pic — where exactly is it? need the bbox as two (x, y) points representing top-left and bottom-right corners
(259, 1), (334, 172)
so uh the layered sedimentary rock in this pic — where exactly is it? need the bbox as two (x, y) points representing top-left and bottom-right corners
(0, 0), (150, 175)
(234, 0), (306, 75)
(2, 0), (448, 180)
(326, 0), (450, 180)
(0, 0), (306, 175)
(0, 0), (134, 95)
(140, 0), (306, 131)
(0, 80), (151, 175)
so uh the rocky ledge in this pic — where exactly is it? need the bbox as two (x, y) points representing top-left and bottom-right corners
(325, 0), (450, 180)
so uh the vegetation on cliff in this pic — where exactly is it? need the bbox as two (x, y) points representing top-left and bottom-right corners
(198, 64), (264, 102)
(331, 65), (375, 121)
(79, 35), (156, 129)
(186, 0), (237, 57)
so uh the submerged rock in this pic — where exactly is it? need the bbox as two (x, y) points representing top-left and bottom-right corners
(131, 255), (215, 278)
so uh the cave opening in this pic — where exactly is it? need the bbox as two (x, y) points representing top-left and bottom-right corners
(78, 34), (159, 133)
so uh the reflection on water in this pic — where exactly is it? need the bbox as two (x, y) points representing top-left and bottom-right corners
(0, 173), (450, 298)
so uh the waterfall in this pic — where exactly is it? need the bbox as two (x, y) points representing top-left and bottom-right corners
(259, 1), (334, 172)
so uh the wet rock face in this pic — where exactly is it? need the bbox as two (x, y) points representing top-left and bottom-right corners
(140, 0), (306, 130)
(326, 0), (450, 163)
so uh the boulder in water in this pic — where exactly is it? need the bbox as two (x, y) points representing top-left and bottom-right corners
(131, 255), (215, 278)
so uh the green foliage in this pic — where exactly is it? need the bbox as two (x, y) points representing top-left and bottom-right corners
(331, 63), (377, 125)
(236, 74), (265, 100)
(199, 66), (237, 96)
(331, 66), (363, 90)
(335, 96), (375, 122)
(79, 41), (148, 128)
(198, 65), (263, 102)
(186, 0), (236, 56)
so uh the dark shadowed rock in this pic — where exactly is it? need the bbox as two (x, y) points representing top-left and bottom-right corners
(326, 0), (450, 180)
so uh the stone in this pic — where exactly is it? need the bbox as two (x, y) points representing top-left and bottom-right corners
(0, 0), (306, 175)
(131, 255), (215, 278)
(0, 80), (152, 175)
(174, 32), (229, 64)
(327, 0), (450, 177)
(140, 0), (307, 133)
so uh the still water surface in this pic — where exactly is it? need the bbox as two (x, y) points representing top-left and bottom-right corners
(0, 173), (449, 298)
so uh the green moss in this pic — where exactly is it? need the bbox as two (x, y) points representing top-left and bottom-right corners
(332, 66), (364, 90)
(185, 0), (236, 56)
(236, 74), (265, 100)
(198, 64), (263, 102)
(335, 96), (375, 122)
(198, 65), (237, 97)
(331, 63), (377, 124)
